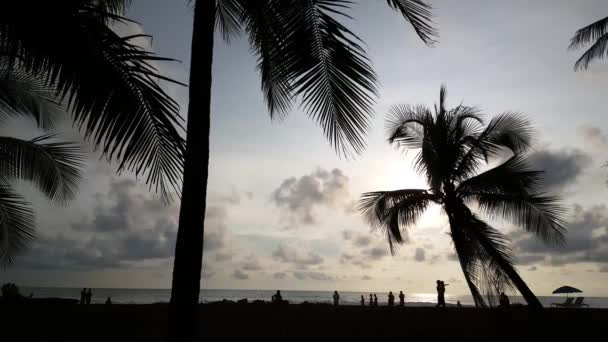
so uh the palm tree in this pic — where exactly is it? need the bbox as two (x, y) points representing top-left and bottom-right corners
(0, 69), (85, 265)
(569, 15), (608, 70)
(172, 0), (436, 339)
(358, 86), (567, 309)
(0, 2), (185, 261)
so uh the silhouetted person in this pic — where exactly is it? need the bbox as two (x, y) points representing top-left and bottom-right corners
(333, 291), (340, 306)
(369, 294), (373, 307)
(86, 288), (92, 304)
(373, 294), (378, 307)
(271, 290), (282, 304)
(436, 280), (448, 308)
(80, 288), (86, 305)
(457, 300), (462, 308)
(499, 292), (510, 307)
(399, 291), (405, 307)
(388, 291), (395, 306)
(360, 295), (365, 306)
(105, 297), (112, 305)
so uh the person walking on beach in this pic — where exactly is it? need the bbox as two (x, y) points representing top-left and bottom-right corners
(369, 294), (373, 307)
(86, 288), (92, 304)
(388, 291), (395, 306)
(436, 280), (448, 308)
(360, 295), (365, 306)
(399, 291), (405, 307)
(333, 291), (340, 306)
(271, 290), (283, 304)
(80, 288), (86, 305)
(373, 294), (378, 307)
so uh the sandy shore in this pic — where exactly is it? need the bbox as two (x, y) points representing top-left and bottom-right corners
(2, 302), (607, 341)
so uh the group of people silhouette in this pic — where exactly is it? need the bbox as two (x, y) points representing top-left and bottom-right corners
(79, 288), (92, 304)
(271, 280), (508, 307)
(355, 291), (406, 307)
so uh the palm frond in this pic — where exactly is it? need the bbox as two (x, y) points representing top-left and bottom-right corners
(88, 0), (132, 15)
(385, 104), (431, 148)
(216, 0), (243, 42)
(0, 135), (85, 203)
(0, 184), (35, 267)
(385, 0), (437, 46)
(0, 66), (64, 130)
(244, 0), (378, 156)
(456, 154), (544, 197)
(573, 34), (608, 71)
(569, 16), (608, 70)
(569, 16), (608, 49)
(470, 192), (567, 246)
(358, 189), (437, 254)
(481, 112), (534, 155)
(0, 3), (186, 201)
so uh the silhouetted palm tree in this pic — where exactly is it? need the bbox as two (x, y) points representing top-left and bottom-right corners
(0, 2), (185, 261)
(172, 0), (436, 339)
(570, 15), (608, 70)
(359, 86), (567, 309)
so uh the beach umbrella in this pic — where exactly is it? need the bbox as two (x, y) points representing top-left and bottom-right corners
(552, 286), (583, 298)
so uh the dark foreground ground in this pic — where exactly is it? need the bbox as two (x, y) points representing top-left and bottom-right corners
(1, 302), (607, 341)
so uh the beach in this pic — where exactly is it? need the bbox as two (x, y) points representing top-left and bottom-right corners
(2, 302), (607, 341)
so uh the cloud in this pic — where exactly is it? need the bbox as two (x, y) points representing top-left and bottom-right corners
(16, 178), (235, 271)
(273, 272), (287, 279)
(214, 252), (234, 262)
(527, 148), (591, 192)
(271, 168), (352, 227)
(510, 204), (608, 266)
(578, 126), (608, 148)
(292, 271), (333, 281)
(232, 269), (249, 280)
(354, 236), (372, 247)
(364, 246), (389, 260)
(414, 248), (426, 262)
(272, 245), (324, 268)
(242, 256), (263, 271)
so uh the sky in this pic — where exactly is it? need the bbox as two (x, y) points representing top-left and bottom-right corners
(2, 0), (608, 296)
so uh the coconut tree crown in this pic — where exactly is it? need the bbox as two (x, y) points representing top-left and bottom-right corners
(359, 86), (567, 306)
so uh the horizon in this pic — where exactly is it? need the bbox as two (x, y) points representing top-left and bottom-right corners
(2, 0), (608, 299)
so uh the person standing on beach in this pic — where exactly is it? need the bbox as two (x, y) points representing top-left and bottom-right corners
(436, 281), (448, 308)
(80, 288), (86, 305)
(373, 294), (378, 307)
(86, 288), (92, 304)
(399, 291), (405, 307)
(333, 291), (340, 306)
(360, 295), (365, 306)
(369, 294), (373, 307)
(388, 291), (395, 306)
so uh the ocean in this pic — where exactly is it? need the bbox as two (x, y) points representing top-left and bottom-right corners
(19, 287), (608, 308)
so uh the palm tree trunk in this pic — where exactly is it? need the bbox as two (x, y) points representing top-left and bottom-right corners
(447, 214), (486, 308)
(469, 225), (544, 310)
(168, 0), (215, 341)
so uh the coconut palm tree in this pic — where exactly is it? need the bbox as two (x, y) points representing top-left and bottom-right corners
(569, 15), (608, 70)
(172, 0), (436, 339)
(0, 2), (185, 261)
(358, 86), (567, 309)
